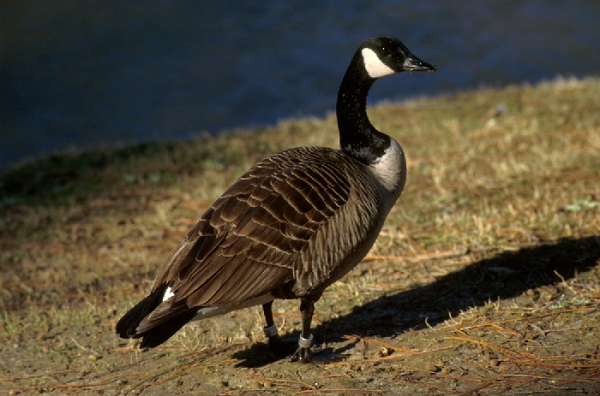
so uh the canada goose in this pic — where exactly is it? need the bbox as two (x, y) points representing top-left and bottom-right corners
(116, 36), (436, 363)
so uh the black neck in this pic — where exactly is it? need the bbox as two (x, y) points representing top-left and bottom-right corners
(336, 55), (390, 165)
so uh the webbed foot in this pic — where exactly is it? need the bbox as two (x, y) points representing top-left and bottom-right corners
(290, 346), (312, 363)
(289, 333), (313, 363)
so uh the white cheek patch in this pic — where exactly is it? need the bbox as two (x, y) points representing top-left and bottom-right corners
(362, 48), (395, 78)
(163, 286), (175, 302)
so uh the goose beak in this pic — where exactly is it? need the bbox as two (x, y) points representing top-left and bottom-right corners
(402, 54), (437, 72)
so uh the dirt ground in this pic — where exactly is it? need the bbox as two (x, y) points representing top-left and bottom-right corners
(2, 236), (599, 395)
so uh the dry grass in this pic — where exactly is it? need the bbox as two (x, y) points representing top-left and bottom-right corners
(1, 76), (599, 395)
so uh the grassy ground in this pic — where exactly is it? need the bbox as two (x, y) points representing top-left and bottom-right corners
(1, 76), (599, 395)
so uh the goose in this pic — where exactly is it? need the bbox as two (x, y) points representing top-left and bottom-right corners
(116, 36), (437, 363)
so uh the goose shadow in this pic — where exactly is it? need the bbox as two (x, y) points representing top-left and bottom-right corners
(232, 236), (600, 367)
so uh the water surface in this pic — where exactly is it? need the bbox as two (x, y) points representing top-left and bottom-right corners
(1, 1), (599, 169)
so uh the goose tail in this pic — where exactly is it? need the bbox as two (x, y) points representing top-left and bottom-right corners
(116, 284), (166, 339)
(116, 286), (276, 348)
(116, 284), (195, 348)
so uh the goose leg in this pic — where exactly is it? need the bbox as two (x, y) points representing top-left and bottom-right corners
(262, 301), (282, 348)
(290, 298), (315, 363)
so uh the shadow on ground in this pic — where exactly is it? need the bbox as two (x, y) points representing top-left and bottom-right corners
(233, 236), (600, 367)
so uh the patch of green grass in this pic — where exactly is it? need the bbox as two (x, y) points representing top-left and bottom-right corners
(564, 198), (600, 212)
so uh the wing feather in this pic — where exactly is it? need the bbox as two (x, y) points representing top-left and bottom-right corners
(148, 148), (352, 316)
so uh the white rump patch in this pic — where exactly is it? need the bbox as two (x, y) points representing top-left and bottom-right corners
(162, 286), (175, 301)
(188, 293), (275, 323)
(369, 139), (405, 192)
(362, 48), (395, 78)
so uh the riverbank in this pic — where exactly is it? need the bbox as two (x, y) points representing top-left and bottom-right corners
(1, 77), (599, 395)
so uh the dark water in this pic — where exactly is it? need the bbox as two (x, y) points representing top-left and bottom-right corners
(1, 1), (599, 170)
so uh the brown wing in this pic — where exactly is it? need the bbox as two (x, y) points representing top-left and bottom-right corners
(151, 147), (352, 308)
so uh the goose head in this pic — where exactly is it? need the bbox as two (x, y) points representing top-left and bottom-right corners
(359, 36), (437, 79)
